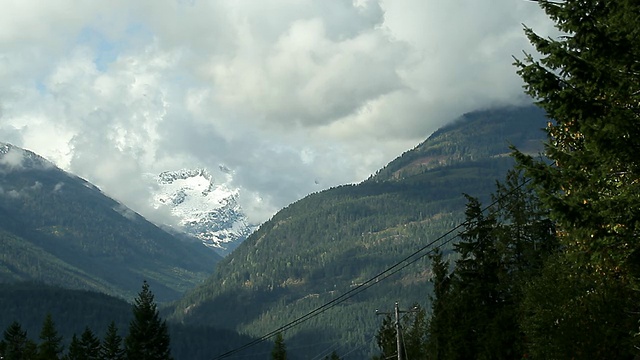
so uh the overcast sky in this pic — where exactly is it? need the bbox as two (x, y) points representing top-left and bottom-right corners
(0, 0), (555, 225)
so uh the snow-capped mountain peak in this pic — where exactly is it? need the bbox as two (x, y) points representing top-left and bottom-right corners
(150, 168), (255, 256)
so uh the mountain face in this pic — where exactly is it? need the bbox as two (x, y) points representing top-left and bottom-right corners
(149, 168), (256, 256)
(168, 105), (549, 359)
(0, 143), (221, 302)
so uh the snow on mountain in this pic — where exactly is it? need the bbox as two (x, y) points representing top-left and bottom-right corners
(149, 167), (256, 256)
(0, 142), (56, 170)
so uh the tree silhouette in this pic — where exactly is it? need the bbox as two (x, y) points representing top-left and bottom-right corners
(100, 321), (125, 360)
(37, 313), (63, 360)
(124, 281), (173, 360)
(270, 332), (287, 360)
(1, 321), (37, 360)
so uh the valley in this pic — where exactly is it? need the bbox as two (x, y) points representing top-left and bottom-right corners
(0, 105), (548, 359)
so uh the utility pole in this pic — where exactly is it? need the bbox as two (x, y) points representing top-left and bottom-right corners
(376, 302), (419, 360)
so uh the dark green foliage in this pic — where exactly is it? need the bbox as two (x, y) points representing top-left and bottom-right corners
(513, 0), (640, 357)
(0, 282), (271, 360)
(521, 254), (635, 359)
(373, 305), (427, 360)
(373, 315), (395, 360)
(66, 335), (82, 360)
(324, 351), (341, 360)
(401, 306), (427, 360)
(425, 170), (557, 360)
(0, 143), (220, 302)
(100, 322), (124, 360)
(0, 282), (132, 347)
(1, 321), (37, 360)
(270, 332), (287, 360)
(425, 248), (451, 359)
(37, 313), (64, 360)
(65, 327), (101, 360)
(124, 281), (173, 360)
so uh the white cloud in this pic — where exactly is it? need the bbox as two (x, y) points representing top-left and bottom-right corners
(0, 147), (26, 170)
(54, 182), (65, 192)
(0, 0), (556, 223)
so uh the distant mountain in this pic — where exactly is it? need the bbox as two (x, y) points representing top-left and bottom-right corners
(148, 168), (255, 256)
(168, 105), (548, 359)
(0, 143), (221, 302)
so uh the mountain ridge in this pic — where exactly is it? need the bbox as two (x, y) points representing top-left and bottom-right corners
(0, 143), (221, 302)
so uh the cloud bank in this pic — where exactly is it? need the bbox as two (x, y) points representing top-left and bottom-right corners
(0, 0), (556, 223)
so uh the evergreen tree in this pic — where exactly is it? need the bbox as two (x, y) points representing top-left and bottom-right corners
(424, 171), (557, 359)
(401, 305), (427, 359)
(372, 314), (395, 360)
(373, 305), (426, 360)
(124, 281), (173, 360)
(426, 248), (451, 359)
(38, 313), (64, 360)
(323, 350), (341, 360)
(270, 332), (287, 360)
(66, 334), (82, 360)
(1, 321), (37, 360)
(447, 195), (502, 359)
(514, 0), (640, 357)
(100, 321), (125, 360)
(65, 327), (101, 360)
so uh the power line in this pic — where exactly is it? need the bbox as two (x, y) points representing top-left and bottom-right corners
(213, 177), (533, 359)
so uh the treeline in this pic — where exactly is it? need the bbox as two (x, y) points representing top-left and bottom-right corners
(0, 282), (272, 360)
(0, 281), (170, 360)
(373, 0), (640, 358)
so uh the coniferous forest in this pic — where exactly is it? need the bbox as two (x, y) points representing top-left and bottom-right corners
(1, 0), (639, 359)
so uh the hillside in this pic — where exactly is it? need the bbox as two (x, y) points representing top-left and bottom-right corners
(0, 282), (270, 360)
(0, 143), (221, 302)
(168, 105), (548, 358)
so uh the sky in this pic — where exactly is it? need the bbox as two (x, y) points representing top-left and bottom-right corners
(0, 0), (556, 226)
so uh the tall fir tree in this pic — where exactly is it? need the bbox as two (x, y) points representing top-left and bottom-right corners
(100, 321), (125, 360)
(66, 334), (83, 360)
(124, 281), (173, 360)
(1, 321), (37, 360)
(426, 248), (451, 360)
(270, 332), (287, 360)
(66, 327), (101, 360)
(38, 313), (64, 360)
(514, 0), (640, 357)
(448, 195), (503, 359)
(424, 170), (557, 359)
(372, 314), (396, 360)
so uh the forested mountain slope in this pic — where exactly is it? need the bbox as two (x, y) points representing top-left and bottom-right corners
(0, 143), (221, 302)
(169, 105), (548, 358)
